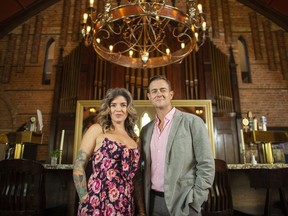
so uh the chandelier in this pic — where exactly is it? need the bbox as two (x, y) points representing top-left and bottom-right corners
(81, 0), (207, 68)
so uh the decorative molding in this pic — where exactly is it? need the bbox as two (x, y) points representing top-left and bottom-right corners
(275, 30), (288, 80)
(228, 163), (288, 169)
(0, 92), (18, 128)
(237, 0), (288, 32)
(72, 0), (82, 42)
(209, 0), (220, 38)
(17, 24), (30, 73)
(262, 20), (276, 71)
(249, 12), (263, 60)
(221, 0), (232, 44)
(1, 34), (16, 83)
(0, 0), (60, 39)
(59, 0), (71, 46)
(30, 15), (43, 64)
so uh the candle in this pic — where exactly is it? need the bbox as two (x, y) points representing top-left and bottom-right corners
(202, 22), (207, 31)
(240, 129), (245, 150)
(89, 0), (94, 7)
(60, 130), (65, 151)
(83, 13), (88, 24)
(197, 4), (203, 13)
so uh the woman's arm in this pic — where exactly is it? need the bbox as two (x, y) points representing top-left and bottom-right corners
(73, 149), (90, 203)
(73, 124), (102, 203)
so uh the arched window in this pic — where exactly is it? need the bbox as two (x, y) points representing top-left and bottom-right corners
(141, 112), (151, 129)
(238, 36), (252, 83)
(42, 39), (55, 85)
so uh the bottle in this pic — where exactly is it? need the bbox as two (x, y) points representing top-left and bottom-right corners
(251, 154), (257, 165)
(261, 116), (267, 131)
(253, 117), (258, 131)
(247, 111), (253, 131)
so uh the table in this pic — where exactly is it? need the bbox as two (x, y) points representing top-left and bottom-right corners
(228, 163), (288, 216)
(43, 163), (75, 216)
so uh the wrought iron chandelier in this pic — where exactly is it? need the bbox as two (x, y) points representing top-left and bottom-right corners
(81, 0), (207, 68)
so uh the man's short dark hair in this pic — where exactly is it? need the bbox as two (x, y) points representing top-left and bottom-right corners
(147, 75), (172, 93)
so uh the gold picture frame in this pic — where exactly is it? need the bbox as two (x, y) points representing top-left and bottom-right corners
(73, 100), (215, 161)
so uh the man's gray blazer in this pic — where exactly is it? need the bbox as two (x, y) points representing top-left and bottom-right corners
(140, 109), (215, 216)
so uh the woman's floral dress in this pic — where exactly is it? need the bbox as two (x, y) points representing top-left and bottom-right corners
(77, 137), (140, 216)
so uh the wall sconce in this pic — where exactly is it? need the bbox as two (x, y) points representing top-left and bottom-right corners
(195, 108), (203, 115)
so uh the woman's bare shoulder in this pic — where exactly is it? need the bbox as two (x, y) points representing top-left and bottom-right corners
(83, 123), (103, 138)
(88, 123), (102, 131)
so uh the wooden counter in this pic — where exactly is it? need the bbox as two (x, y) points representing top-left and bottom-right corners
(43, 163), (288, 216)
(44, 163), (73, 170)
(228, 163), (288, 216)
(43, 163), (75, 216)
(228, 163), (288, 169)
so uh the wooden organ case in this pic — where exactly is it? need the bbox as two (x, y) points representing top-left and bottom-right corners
(50, 39), (241, 164)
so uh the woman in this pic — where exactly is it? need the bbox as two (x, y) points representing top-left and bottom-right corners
(73, 88), (140, 216)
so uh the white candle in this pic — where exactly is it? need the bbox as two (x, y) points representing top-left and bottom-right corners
(197, 4), (203, 13)
(83, 13), (88, 24)
(89, 0), (94, 7)
(240, 129), (245, 150)
(60, 130), (65, 151)
(202, 22), (207, 31)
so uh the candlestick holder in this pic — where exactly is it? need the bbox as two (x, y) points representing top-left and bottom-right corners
(241, 148), (246, 164)
(59, 150), (63, 164)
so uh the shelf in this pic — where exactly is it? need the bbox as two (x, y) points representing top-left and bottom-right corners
(244, 131), (288, 143)
(243, 131), (288, 164)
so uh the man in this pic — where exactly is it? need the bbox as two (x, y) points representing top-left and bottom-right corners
(139, 75), (215, 216)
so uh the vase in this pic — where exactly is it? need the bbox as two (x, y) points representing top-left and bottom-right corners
(51, 156), (58, 165)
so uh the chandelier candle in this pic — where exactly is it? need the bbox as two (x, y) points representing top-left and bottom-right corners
(81, 0), (208, 68)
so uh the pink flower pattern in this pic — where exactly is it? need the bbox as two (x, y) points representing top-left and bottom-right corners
(77, 137), (140, 216)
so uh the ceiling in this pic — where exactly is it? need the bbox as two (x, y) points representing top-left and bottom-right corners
(0, 0), (59, 39)
(0, 0), (287, 39)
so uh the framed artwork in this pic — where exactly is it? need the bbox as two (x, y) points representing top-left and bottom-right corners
(73, 100), (215, 161)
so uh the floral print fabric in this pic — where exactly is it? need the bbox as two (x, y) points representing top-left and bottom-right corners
(77, 137), (140, 216)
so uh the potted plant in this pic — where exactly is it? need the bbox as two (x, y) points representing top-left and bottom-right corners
(50, 149), (60, 165)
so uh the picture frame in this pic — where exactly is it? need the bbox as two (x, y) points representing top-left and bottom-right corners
(73, 100), (215, 161)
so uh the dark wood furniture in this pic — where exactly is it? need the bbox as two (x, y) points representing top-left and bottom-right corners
(202, 159), (234, 216)
(0, 159), (46, 216)
(228, 163), (288, 216)
(249, 168), (288, 216)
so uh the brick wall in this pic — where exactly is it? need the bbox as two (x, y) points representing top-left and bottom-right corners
(0, 0), (287, 145)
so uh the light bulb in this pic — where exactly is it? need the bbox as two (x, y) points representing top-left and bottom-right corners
(141, 52), (149, 64)
(202, 22), (207, 31)
(89, 0), (94, 7)
(83, 13), (88, 23)
(191, 25), (195, 32)
(96, 38), (100, 43)
(181, 43), (185, 49)
(89, 108), (96, 113)
(129, 50), (133, 57)
(195, 32), (198, 41)
(197, 4), (203, 13)
(109, 45), (113, 52)
(166, 48), (170, 55)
